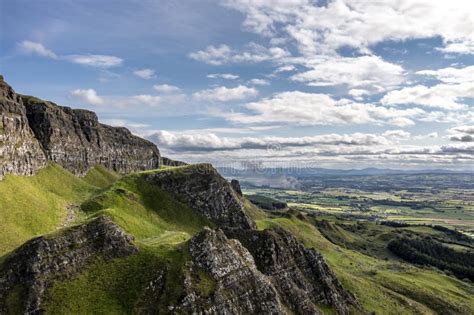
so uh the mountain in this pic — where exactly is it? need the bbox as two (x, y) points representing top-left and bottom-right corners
(0, 78), (360, 314)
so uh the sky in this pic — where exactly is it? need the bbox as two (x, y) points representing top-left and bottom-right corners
(1, 0), (474, 170)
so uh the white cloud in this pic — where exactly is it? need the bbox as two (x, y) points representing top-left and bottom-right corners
(189, 43), (290, 65)
(18, 40), (123, 68)
(274, 65), (296, 73)
(349, 89), (370, 101)
(70, 89), (104, 105)
(291, 56), (405, 93)
(248, 78), (270, 85)
(221, 0), (474, 56)
(417, 65), (474, 84)
(213, 91), (424, 126)
(387, 117), (415, 127)
(382, 130), (411, 140)
(65, 54), (123, 68)
(207, 73), (240, 80)
(133, 69), (156, 79)
(150, 130), (390, 152)
(132, 95), (163, 106)
(18, 40), (58, 59)
(193, 85), (258, 102)
(438, 41), (474, 55)
(381, 83), (473, 110)
(153, 84), (180, 93)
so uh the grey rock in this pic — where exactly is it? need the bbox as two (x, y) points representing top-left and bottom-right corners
(22, 95), (161, 175)
(177, 227), (286, 314)
(161, 156), (187, 167)
(0, 215), (138, 314)
(143, 164), (256, 229)
(225, 228), (361, 315)
(231, 179), (243, 197)
(0, 76), (47, 179)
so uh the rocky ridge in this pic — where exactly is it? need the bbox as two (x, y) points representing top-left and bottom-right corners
(0, 216), (137, 314)
(143, 164), (256, 230)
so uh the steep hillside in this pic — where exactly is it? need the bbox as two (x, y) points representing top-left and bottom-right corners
(0, 164), (360, 314)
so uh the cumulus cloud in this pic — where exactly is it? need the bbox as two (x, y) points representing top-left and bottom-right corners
(132, 95), (163, 107)
(153, 84), (180, 93)
(189, 43), (289, 65)
(448, 125), (474, 142)
(381, 83), (473, 110)
(248, 78), (269, 85)
(291, 56), (405, 94)
(193, 85), (258, 102)
(150, 130), (390, 152)
(220, 0), (474, 56)
(207, 73), (239, 80)
(133, 68), (156, 79)
(212, 91), (424, 126)
(18, 40), (58, 59)
(18, 40), (123, 68)
(70, 89), (104, 105)
(416, 65), (474, 84)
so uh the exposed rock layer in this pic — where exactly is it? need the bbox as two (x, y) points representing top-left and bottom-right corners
(0, 76), (163, 178)
(22, 95), (161, 175)
(0, 76), (47, 179)
(225, 227), (360, 314)
(0, 216), (137, 314)
(178, 228), (286, 314)
(143, 164), (256, 229)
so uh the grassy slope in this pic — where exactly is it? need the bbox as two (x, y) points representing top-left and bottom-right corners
(83, 165), (120, 188)
(42, 167), (213, 313)
(0, 164), (103, 255)
(257, 215), (474, 315)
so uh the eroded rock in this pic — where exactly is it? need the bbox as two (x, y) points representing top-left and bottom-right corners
(0, 76), (47, 179)
(0, 216), (138, 314)
(143, 164), (256, 229)
(225, 228), (361, 315)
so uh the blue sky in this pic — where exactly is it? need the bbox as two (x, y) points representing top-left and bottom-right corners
(1, 0), (474, 169)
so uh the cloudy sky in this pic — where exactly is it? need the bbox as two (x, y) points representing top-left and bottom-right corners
(1, 0), (474, 170)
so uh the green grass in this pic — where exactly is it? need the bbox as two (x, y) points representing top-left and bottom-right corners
(256, 215), (474, 314)
(43, 243), (191, 314)
(0, 164), (100, 255)
(83, 165), (120, 188)
(81, 171), (212, 240)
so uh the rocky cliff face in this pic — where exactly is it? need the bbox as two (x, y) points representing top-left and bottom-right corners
(22, 95), (161, 175)
(0, 77), (163, 178)
(143, 164), (256, 230)
(0, 76), (47, 179)
(0, 216), (137, 314)
(225, 228), (360, 314)
(177, 228), (286, 314)
(175, 227), (359, 314)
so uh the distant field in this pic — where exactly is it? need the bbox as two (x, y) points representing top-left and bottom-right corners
(243, 175), (474, 237)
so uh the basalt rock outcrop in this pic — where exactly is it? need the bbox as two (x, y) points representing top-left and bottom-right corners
(175, 227), (359, 314)
(225, 228), (360, 314)
(0, 76), (163, 178)
(177, 228), (286, 314)
(143, 164), (256, 230)
(0, 76), (47, 179)
(22, 95), (161, 175)
(0, 216), (137, 314)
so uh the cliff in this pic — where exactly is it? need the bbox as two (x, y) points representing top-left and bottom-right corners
(0, 76), (162, 178)
(0, 76), (47, 179)
(22, 95), (161, 175)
